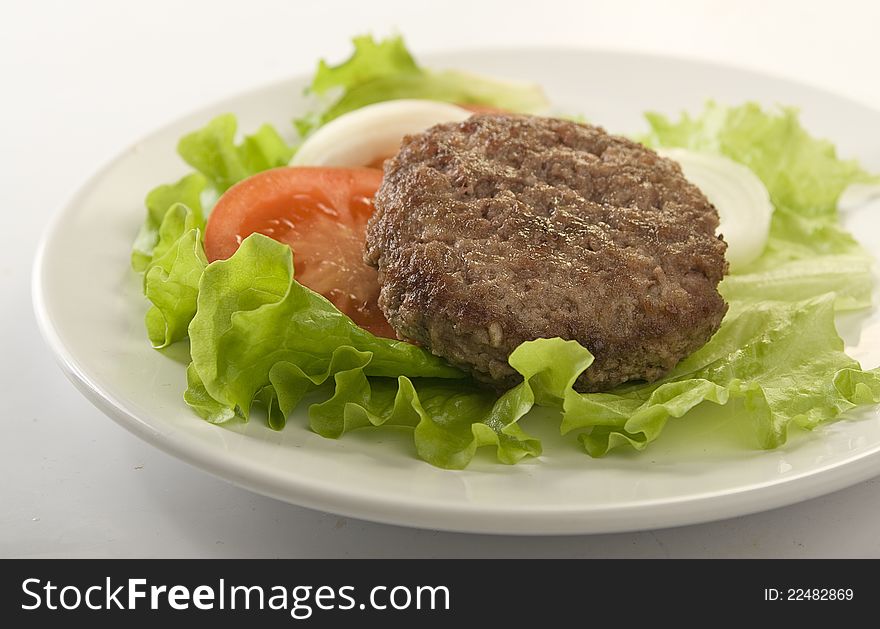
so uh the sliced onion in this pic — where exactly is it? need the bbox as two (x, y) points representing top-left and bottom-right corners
(658, 148), (774, 270)
(291, 99), (472, 168)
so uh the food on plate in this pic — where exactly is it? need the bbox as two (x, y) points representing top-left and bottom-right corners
(365, 114), (728, 391)
(130, 35), (880, 469)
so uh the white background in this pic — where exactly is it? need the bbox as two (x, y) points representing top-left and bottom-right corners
(3, 0), (880, 557)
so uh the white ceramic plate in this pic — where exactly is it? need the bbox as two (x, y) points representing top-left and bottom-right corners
(33, 48), (880, 535)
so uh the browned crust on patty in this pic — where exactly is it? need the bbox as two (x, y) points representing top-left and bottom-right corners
(365, 114), (728, 392)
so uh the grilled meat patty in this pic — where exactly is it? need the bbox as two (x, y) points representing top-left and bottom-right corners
(364, 114), (728, 392)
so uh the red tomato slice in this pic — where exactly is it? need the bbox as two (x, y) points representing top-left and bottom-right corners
(204, 166), (396, 338)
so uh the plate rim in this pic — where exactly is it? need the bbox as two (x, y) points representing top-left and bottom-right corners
(32, 45), (880, 535)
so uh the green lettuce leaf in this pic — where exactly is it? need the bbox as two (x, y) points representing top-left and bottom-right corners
(178, 114), (294, 192)
(560, 296), (880, 456)
(143, 204), (207, 348)
(131, 173), (206, 271)
(295, 35), (549, 136)
(310, 34), (420, 94)
(302, 358), (542, 469)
